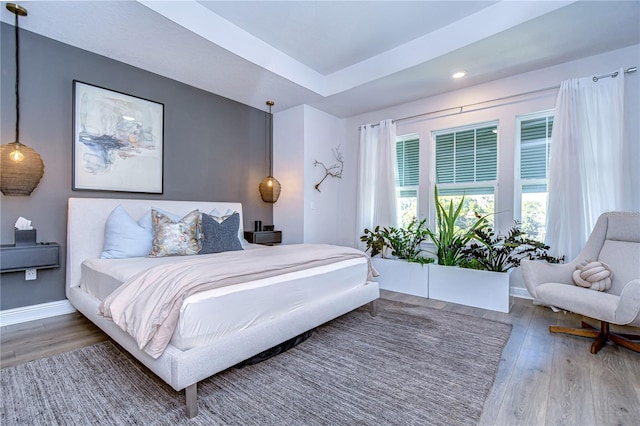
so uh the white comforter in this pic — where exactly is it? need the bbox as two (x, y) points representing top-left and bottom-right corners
(99, 244), (374, 358)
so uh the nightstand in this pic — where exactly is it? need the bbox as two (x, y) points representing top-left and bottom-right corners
(244, 231), (282, 246)
(0, 242), (60, 273)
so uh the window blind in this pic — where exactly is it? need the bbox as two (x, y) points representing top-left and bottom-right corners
(435, 125), (497, 185)
(396, 138), (419, 187)
(520, 116), (553, 183)
(438, 186), (494, 196)
(399, 189), (418, 198)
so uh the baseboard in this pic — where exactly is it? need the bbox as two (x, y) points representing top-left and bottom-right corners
(0, 300), (76, 327)
(510, 286), (533, 300)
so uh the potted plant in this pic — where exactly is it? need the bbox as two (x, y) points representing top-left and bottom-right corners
(460, 222), (564, 272)
(423, 186), (490, 266)
(361, 218), (433, 297)
(427, 192), (564, 312)
(425, 187), (517, 312)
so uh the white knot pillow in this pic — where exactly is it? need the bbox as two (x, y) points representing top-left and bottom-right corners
(573, 260), (613, 291)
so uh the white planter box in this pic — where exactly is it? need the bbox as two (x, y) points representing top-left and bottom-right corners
(371, 257), (429, 298)
(429, 264), (513, 313)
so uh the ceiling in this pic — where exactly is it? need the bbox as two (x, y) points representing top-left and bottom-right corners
(1, 1), (639, 118)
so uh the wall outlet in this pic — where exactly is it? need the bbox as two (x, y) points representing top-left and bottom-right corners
(25, 268), (37, 281)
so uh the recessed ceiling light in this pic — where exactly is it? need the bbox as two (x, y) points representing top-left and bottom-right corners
(452, 71), (466, 79)
(122, 115), (136, 121)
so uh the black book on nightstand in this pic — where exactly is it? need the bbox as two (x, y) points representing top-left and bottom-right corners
(244, 231), (282, 245)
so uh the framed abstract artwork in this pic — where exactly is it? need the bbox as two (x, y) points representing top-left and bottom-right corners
(72, 80), (164, 193)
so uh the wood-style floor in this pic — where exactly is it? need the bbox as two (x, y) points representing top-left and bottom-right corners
(2, 291), (639, 425)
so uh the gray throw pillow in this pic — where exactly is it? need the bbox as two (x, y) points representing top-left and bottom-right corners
(199, 212), (243, 254)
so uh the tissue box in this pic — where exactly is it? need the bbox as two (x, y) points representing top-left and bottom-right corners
(15, 229), (37, 246)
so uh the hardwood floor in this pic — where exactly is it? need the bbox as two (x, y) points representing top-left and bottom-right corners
(1, 311), (108, 369)
(1, 291), (639, 425)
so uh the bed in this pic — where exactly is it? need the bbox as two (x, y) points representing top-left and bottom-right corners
(65, 197), (379, 418)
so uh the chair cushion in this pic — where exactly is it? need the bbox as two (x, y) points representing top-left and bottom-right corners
(605, 213), (640, 243)
(536, 282), (620, 323)
(598, 240), (640, 295)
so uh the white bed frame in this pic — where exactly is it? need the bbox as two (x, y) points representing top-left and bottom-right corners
(66, 197), (380, 418)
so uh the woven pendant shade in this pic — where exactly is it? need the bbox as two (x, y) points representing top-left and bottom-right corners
(2, 4), (44, 197)
(259, 175), (281, 203)
(1, 142), (44, 196)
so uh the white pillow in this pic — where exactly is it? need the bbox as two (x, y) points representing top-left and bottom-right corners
(139, 207), (182, 230)
(100, 205), (152, 259)
(209, 208), (235, 219)
(572, 260), (613, 291)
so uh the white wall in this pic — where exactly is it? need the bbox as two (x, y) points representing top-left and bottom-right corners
(273, 105), (350, 246)
(273, 105), (305, 244)
(302, 106), (349, 245)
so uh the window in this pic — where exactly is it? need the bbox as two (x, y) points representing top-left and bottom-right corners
(396, 137), (419, 228)
(433, 122), (498, 228)
(516, 111), (553, 241)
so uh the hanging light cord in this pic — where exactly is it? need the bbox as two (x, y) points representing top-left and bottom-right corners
(264, 100), (274, 177)
(264, 104), (269, 176)
(14, 9), (21, 144)
(268, 102), (272, 177)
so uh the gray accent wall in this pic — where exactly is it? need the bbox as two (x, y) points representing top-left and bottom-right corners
(0, 24), (273, 310)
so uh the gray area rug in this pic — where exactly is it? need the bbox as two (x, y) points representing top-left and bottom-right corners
(1, 299), (511, 425)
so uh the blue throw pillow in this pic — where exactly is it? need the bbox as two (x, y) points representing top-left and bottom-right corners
(199, 212), (243, 254)
(100, 205), (152, 259)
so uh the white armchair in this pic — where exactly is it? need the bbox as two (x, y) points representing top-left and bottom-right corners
(521, 212), (640, 354)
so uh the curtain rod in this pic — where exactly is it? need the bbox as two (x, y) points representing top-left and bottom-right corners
(593, 66), (637, 82)
(393, 85), (559, 126)
(361, 66), (637, 129)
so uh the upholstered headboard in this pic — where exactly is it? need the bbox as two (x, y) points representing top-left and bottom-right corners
(66, 198), (244, 294)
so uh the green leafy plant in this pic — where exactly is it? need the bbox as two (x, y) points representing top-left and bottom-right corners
(424, 186), (490, 266)
(360, 225), (386, 258)
(385, 218), (433, 265)
(460, 221), (564, 272)
(360, 218), (434, 265)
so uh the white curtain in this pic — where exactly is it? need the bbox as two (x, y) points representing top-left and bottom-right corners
(355, 119), (398, 249)
(546, 69), (626, 261)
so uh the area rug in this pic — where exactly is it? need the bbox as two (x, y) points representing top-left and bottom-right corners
(1, 299), (511, 425)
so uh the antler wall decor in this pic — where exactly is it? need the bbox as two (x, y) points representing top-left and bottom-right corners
(313, 146), (344, 192)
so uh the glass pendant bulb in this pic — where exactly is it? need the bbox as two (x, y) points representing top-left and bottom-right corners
(259, 175), (281, 203)
(9, 144), (24, 162)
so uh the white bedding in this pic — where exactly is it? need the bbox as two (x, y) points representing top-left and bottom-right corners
(100, 244), (374, 358)
(81, 254), (369, 351)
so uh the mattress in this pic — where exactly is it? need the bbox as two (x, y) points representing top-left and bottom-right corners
(80, 254), (369, 351)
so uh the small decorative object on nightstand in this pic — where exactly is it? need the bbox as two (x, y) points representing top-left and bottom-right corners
(244, 230), (282, 246)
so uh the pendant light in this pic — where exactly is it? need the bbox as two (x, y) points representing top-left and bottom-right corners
(0, 3), (44, 196)
(258, 100), (281, 203)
